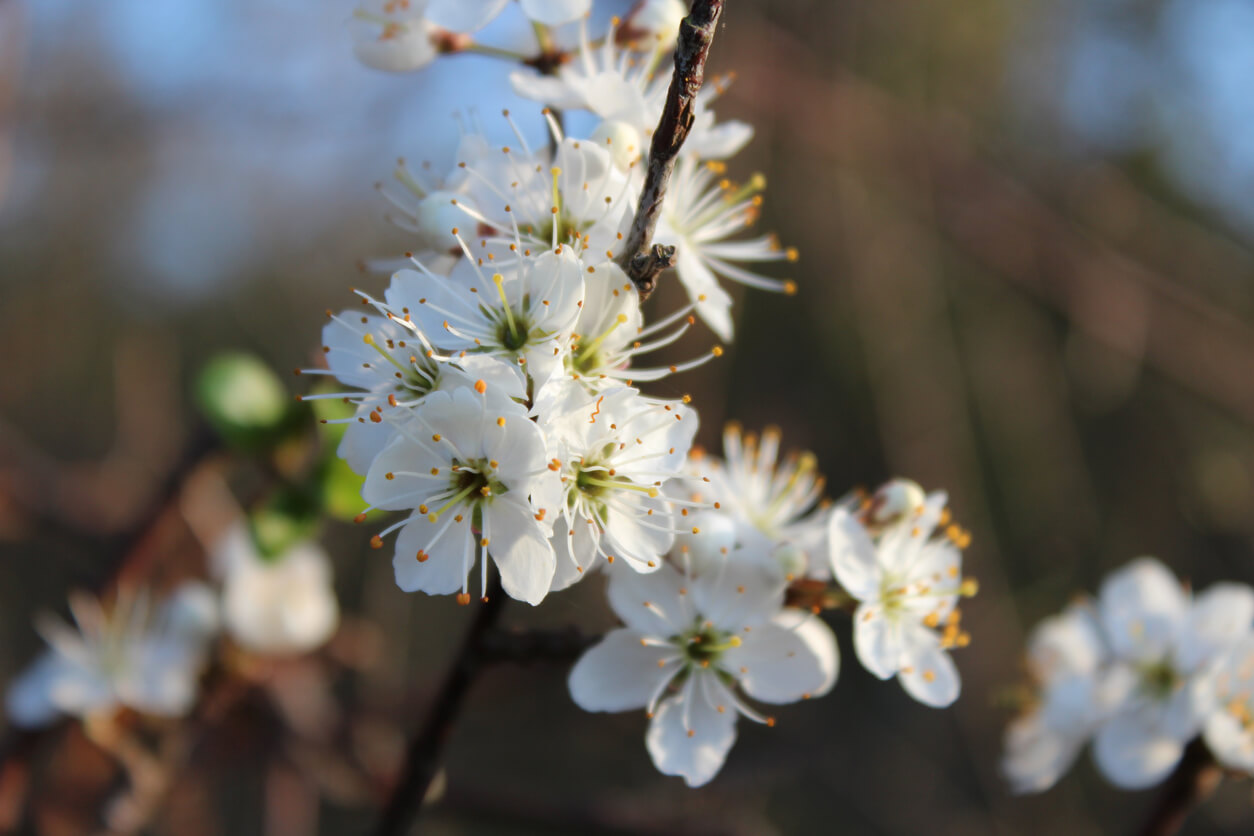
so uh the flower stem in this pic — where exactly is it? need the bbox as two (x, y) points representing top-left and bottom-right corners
(1136, 738), (1223, 836)
(370, 574), (507, 836)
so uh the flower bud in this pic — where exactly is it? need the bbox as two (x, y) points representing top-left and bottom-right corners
(624, 0), (688, 48)
(591, 119), (644, 170)
(414, 190), (475, 253)
(867, 478), (925, 528)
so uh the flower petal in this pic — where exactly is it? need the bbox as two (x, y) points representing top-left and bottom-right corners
(645, 675), (738, 787)
(392, 514), (470, 596)
(1002, 712), (1085, 795)
(897, 622), (961, 708)
(607, 560), (691, 636)
(486, 496), (556, 606)
(723, 613), (839, 703)
(851, 603), (901, 680)
(826, 509), (882, 602)
(519, 0), (590, 25)
(1176, 582), (1254, 672)
(1093, 711), (1185, 789)
(568, 628), (679, 713)
(1099, 557), (1188, 664)
(5, 653), (69, 728)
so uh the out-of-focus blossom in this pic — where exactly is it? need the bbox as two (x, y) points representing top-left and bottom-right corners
(1090, 558), (1253, 789)
(6, 584), (218, 728)
(212, 525), (340, 656)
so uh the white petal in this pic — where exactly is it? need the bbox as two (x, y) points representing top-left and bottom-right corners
(1099, 557), (1188, 664)
(5, 653), (68, 728)
(118, 641), (202, 717)
(486, 497), (556, 605)
(338, 416), (394, 477)
(671, 248), (734, 341)
(519, 0), (590, 25)
(607, 560), (691, 636)
(1027, 601), (1107, 680)
(897, 621), (961, 707)
(693, 559), (784, 631)
(361, 433), (442, 511)
(568, 628), (678, 712)
(392, 515), (471, 596)
(1093, 711), (1185, 789)
(723, 614), (838, 703)
(601, 491), (674, 569)
(851, 603), (901, 680)
(1002, 712), (1085, 795)
(549, 515), (597, 592)
(645, 676), (738, 787)
(1204, 710), (1254, 772)
(1176, 582), (1254, 672)
(687, 119), (754, 160)
(826, 509), (881, 602)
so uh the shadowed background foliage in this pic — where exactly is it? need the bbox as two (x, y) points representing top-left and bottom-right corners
(2, 0), (1254, 833)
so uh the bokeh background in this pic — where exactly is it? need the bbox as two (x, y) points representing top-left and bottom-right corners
(3, 0), (1254, 833)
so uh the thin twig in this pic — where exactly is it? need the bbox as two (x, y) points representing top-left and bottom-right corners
(1135, 739), (1223, 836)
(370, 576), (506, 836)
(617, 0), (725, 300)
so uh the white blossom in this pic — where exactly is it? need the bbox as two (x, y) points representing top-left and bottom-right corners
(655, 158), (796, 340)
(211, 524), (340, 656)
(827, 492), (975, 707)
(569, 559), (838, 786)
(1090, 558), (1254, 789)
(362, 382), (557, 605)
(6, 584), (218, 728)
(681, 423), (828, 580)
(386, 247), (585, 392)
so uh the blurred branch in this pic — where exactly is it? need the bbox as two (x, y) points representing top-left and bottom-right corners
(618, 0), (724, 300)
(1136, 739), (1222, 836)
(371, 576), (507, 836)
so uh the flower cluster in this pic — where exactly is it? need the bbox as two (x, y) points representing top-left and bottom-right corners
(302, 3), (982, 787)
(570, 435), (976, 783)
(1002, 557), (1254, 792)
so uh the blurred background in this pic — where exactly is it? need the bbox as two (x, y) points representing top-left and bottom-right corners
(3, 0), (1254, 833)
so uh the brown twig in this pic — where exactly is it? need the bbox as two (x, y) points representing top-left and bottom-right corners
(617, 0), (725, 300)
(370, 577), (506, 836)
(1135, 739), (1223, 836)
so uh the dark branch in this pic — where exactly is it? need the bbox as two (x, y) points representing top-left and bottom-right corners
(617, 0), (725, 300)
(370, 577), (507, 836)
(1135, 738), (1222, 836)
